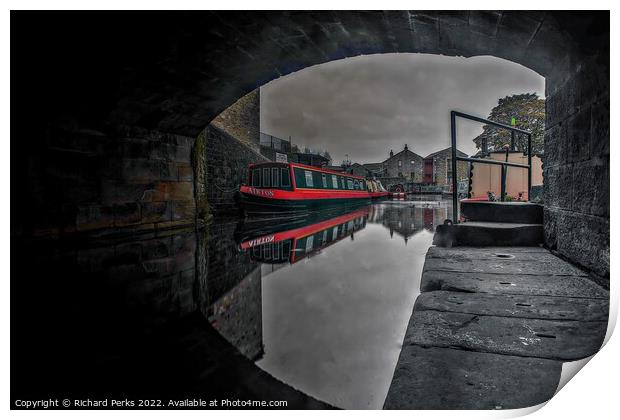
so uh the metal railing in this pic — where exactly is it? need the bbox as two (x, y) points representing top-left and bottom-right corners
(450, 111), (532, 223)
(260, 132), (292, 153)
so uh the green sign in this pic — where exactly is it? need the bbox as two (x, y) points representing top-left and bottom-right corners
(511, 117), (516, 126)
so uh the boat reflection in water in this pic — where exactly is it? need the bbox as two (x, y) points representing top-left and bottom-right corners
(206, 199), (452, 409)
(239, 206), (370, 265)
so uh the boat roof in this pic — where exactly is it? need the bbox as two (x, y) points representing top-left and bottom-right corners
(248, 162), (367, 180)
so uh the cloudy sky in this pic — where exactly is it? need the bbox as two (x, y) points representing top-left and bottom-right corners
(260, 53), (544, 164)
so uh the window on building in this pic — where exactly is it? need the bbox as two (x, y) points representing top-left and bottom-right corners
(281, 168), (291, 187)
(398, 160), (402, 167)
(272, 168), (280, 187)
(252, 169), (260, 187)
(305, 170), (314, 187)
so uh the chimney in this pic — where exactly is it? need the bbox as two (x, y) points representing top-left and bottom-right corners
(390, 149), (394, 158)
(404, 144), (408, 151)
(481, 138), (488, 154)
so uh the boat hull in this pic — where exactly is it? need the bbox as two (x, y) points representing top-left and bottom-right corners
(237, 188), (371, 215)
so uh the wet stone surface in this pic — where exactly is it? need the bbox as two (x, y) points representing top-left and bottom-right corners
(385, 245), (609, 409)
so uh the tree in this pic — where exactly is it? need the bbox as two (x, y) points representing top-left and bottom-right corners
(473, 93), (545, 155)
(322, 150), (332, 165)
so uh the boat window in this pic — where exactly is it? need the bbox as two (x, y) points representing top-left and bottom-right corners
(305, 235), (314, 252)
(353, 180), (360, 190)
(347, 178), (354, 190)
(263, 168), (271, 187)
(361, 180), (366, 190)
(340, 176), (345, 189)
(304, 170), (314, 187)
(331, 175), (338, 189)
(281, 168), (291, 187)
(252, 169), (260, 187)
(322, 173), (327, 188)
(264, 244), (272, 260)
(272, 168), (280, 187)
(282, 240), (291, 259)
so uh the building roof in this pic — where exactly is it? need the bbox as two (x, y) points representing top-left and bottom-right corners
(424, 147), (468, 159)
(323, 165), (345, 172)
(383, 148), (423, 162)
(363, 162), (384, 174)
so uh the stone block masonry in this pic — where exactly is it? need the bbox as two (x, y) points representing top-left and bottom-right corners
(204, 125), (267, 214)
(544, 53), (610, 284)
(28, 125), (198, 237)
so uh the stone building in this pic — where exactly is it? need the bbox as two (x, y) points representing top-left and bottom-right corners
(423, 147), (469, 186)
(382, 145), (424, 181)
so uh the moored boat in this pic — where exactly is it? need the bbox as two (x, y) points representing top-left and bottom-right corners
(237, 162), (374, 214)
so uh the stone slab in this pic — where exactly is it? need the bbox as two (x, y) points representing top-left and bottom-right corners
(427, 246), (552, 260)
(405, 310), (606, 361)
(421, 270), (608, 299)
(423, 254), (588, 277)
(415, 291), (609, 322)
(384, 345), (561, 410)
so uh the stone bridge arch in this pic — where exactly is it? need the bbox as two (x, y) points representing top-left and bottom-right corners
(12, 11), (609, 280)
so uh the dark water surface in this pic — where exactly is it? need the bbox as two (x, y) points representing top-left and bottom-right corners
(12, 198), (452, 409)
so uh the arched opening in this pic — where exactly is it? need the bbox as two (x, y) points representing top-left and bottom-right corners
(11, 10), (609, 410)
(13, 11), (608, 280)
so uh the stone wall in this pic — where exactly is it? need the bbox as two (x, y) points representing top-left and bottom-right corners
(384, 148), (424, 181)
(204, 125), (268, 214)
(543, 53), (610, 283)
(429, 150), (469, 186)
(19, 125), (197, 237)
(211, 89), (261, 153)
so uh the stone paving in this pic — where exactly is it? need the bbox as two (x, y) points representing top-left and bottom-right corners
(384, 246), (609, 410)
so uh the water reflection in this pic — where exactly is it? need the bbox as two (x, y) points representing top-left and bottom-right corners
(11, 197), (451, 409)
(208, 198), (452, 409)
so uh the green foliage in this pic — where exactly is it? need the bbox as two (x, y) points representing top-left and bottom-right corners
(473, 93), (545, 154)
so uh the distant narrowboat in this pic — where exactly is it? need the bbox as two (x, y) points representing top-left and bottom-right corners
(237, 162), (386, 214)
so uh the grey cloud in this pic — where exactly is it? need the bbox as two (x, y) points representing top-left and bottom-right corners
(261, 53), (544, 164)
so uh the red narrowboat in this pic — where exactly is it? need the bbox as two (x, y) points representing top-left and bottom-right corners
(240, 207), (369, 264)
(238, 162), (379, 214)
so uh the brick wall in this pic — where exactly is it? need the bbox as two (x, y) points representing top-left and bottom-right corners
(544, 54), (609, 283)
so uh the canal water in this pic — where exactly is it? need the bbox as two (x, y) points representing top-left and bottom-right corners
(208, 198), (452, 409)
(12, 197), (452, 409)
